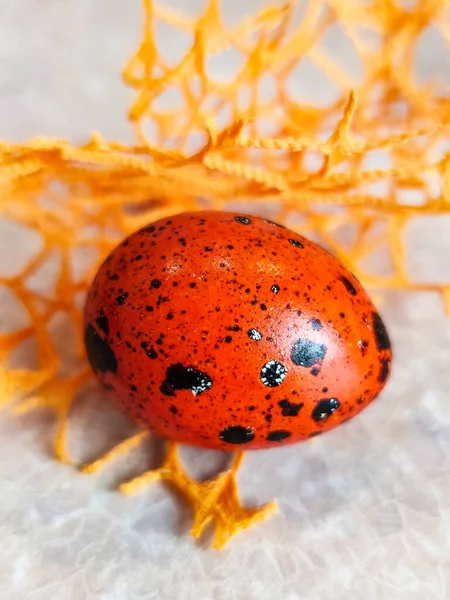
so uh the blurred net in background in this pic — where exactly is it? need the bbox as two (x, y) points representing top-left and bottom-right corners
(0, 0), (449, 547)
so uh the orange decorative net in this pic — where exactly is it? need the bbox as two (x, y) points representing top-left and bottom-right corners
(0, 0), (449, 548)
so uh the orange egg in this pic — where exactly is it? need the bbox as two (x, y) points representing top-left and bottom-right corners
(84, 211), (392, 449)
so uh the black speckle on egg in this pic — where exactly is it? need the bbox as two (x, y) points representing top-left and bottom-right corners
(219, 425), (255, 444)
(311, 398), (340, 422)
(84, 324), (118, 374)
(358, 338), (369, 356)
(95, 311), (109, 335)
(291, 339), (326, 367)
(340, 276), (357, 295)
(248, 328), (262, 341)
(271, 284), (280, 294)
(140, 341), (158, 360)
(260, 360), (287, 387)
(310, 319), (322, 331)
(278, 399), (304, 417)
(372, 312), (391, 351)
(289, 239), (304, 249)
(150, 279), (162, 289)
(378, 358), (390, 383)
(160, 363), (212, 397)
(234, 216), (252, 225)
(169, 405), (178, 414)
(224, 335), (233, 343)
(115, 293), (128, 306)
(266, 430), (291, 442)
(160, 380), (176, 396)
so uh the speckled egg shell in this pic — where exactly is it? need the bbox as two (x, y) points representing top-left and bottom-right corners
(84, 211), (392, 450)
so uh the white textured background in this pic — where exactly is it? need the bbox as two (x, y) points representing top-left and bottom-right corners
(1, 1), (450, 599)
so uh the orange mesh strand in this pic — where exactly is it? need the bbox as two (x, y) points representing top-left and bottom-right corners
(0, 0), (449, 547)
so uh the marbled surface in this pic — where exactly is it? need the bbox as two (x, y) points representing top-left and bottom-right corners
(1, 1), (450, 599)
